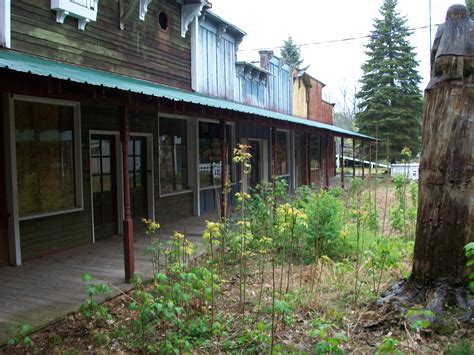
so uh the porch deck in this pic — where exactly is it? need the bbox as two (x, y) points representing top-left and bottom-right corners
(0, 214), (214, 342)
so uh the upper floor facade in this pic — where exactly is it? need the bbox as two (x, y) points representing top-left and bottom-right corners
(293, 69), (334, 124)
(0, 0), (332, 121)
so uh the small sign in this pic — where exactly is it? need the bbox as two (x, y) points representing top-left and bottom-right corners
(174, 136), (182, 145)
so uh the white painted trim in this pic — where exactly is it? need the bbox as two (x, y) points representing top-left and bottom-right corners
(11, 95), (84, 221)
(3, 93), (20, 265)
(191, 16), (199, 91)
(0, 0), (11, 48)
(160, 189), (193, 197)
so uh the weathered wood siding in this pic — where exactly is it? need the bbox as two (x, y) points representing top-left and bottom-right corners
(292, 77), (309, 119)
(198, 19), (237, 99)
(10, 0), (191, 89)
(235, 66), (266, 108)
(321, 101), (334, 125)
(266, 57), (292, 114)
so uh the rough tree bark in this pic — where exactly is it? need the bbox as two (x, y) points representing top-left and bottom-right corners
(379, 5), (473, 324)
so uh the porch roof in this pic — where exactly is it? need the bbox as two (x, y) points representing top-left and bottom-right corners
(0, 50), (374, 141)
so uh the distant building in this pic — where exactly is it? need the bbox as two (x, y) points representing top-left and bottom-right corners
(391, 163), (420, 180)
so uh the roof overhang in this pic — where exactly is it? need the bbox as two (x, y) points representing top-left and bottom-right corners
(0, 50), (375, 141)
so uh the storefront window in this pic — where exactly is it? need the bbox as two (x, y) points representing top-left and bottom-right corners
(15, 99), (79, 216)
(199, 122), (232, 188)
(159, 117), (189, 195)
(276, 130), (289, 176)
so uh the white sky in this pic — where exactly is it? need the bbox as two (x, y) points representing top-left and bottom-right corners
(210, 0), (458, 106)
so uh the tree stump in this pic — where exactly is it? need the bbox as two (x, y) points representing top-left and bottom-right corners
(379, 4), (473, 326)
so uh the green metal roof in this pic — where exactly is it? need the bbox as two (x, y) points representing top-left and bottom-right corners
(0, 50), (374, 141)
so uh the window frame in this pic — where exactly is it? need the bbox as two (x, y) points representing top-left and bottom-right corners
(11, 95), (83, 221)
(197, 118), (235, 191)
(158, 114), (193, 198)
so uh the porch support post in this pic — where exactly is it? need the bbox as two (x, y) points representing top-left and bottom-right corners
(340, 137), (344, 189)
(368, 141), (372, 179)
(361, 140), (365, 179)
(120, 106), (134, 283)
(271, 127), (276, 181)
(219, 119), (227, 220)
(324, 135), (330, 189)
(352, 139), (356, 178)
(305, 133), (311, 185)
(318, 134), (323, 189)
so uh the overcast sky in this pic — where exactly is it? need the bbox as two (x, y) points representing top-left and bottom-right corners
(210, 0), (458, 106)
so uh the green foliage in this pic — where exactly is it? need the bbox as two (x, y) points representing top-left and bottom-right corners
(79, 273), (112, 322)
(355, 0), (423, 161)
(464, 242), (474, 294)
(310, 318), (347, 354)
(444, 339), (473, 355)
(298, 187), (345, 260)
(280, 35), (303, 68)
(405, 308), (435, 332)
(466, 0), (474, 19)
(7, 324), (34, 348)
(376, 336), (401, 354)
(389, 173), (417, 238)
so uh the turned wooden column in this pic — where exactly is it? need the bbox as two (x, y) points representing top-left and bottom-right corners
(120, 106), (134, 283)
(361, 140), (365, 179)
(219, 119), (227, 220)
(340, 137), (344, 188)
(352, 139), (356, 178)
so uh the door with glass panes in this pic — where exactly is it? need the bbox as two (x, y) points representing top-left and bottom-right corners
(128, 137), (147, 219)
(91, 135), (117, 239)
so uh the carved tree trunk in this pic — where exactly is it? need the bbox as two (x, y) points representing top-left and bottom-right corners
(411, 5), (473, 287)
(411, 80), (473, 286)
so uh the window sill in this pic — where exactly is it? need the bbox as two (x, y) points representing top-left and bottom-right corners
(159, 189), (193, 198)
(19, 206), (84, 221)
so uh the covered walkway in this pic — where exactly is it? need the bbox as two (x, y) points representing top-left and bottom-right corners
(0, 215), (213, 342)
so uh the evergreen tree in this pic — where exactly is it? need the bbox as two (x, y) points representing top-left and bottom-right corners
(355, 0), (423, 162)
(280, 35), (303, 68)
(466, 0), (474, 18)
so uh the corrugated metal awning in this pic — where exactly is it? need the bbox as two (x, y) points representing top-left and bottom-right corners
(0, 50), (375, 141)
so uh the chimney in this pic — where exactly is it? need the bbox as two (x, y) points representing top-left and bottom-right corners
(259, 50), (274, 70)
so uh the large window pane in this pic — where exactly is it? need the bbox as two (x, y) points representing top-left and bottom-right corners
(199, 122), (232, 188)
(159, 117), (189, 194)
(15, 100), (77, 216)
(276, 131), (289, 176)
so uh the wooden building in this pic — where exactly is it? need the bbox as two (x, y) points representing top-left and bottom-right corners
(0, 0), (373, 280)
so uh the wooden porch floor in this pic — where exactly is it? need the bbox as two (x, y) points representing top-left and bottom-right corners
(0, 214), (215, 342)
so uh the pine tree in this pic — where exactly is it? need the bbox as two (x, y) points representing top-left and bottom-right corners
(466, 0), (474, 18)
(280, 36), (303, 68)
(355, 0), (423, 162)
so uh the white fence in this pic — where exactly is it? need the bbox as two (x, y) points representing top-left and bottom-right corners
(390, 163), (419, 181)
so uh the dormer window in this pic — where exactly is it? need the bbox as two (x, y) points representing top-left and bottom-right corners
(51, 0), (99, 31)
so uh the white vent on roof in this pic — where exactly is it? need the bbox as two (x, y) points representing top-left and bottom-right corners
(51, 0), (98, 31)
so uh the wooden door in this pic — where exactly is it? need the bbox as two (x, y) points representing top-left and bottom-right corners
(128, 137), (147, 219)
(0, 105), (9, 266)
(248, 139), (262, 189)
(91, 136), (117, 240)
